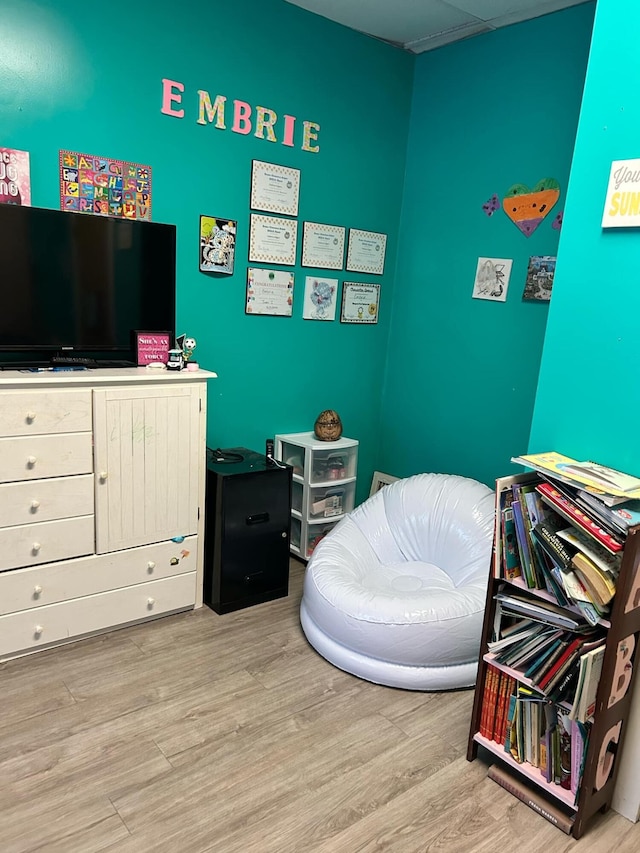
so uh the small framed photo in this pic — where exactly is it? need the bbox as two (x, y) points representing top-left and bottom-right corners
(134, 331), (171, 365)
(370, 471), (400, 496)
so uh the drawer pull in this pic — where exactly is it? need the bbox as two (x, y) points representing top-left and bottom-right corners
(147, 561), (156, 572)
(99, 471), (109, 481)
(32, 542), (41, 554)
(34, 625), (44, 638)
(31, 500), (40, 511)
(147, 597), (156, 608)
(27, 456), (37, 467)
(33, 585), (43, 597)
(26, 411), (37, 422)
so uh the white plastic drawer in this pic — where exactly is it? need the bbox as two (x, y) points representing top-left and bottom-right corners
(306, 519), (339, 558)
(0, 535), (198, 616)
(0, 474), (94, 529)
(308, 481), (355, 521)
(0, 390), (92, 437)
(0, 572), (196, 658)
(0, 515), (95, 572)
(310, 446), (357, 484)
(0, 432), (93, 483)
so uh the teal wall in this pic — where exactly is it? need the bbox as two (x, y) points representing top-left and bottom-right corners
(530, 0), (640, 478)
(0, 0), (413, 504)
(379, 5), (595, 488)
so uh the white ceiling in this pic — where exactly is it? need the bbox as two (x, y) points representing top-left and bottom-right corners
(283, 0), (590, 53)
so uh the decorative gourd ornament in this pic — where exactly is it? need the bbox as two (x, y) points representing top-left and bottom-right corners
(314, 410), (343, 441)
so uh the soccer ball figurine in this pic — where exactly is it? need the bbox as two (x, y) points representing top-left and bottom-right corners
(176, 334), (197, 367)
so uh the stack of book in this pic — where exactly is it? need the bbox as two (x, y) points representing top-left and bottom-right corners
(495, 452), (630, 625)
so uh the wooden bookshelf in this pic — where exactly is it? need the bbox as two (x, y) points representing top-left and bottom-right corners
(467, 472), (640, 839)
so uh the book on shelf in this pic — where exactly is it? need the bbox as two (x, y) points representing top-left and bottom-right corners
(570, 644), (606, 723)
(578, 491), (640, 533)
(511, 497), (536, 588)
(571, 552), (616, 607)
(512, 451), (640, 499)
(532, 518), (576, 571)
(486, 764), (574, 834)
(556, 525), (622, 578)
(494, 590), (585, 630)
(501, 506), (522, 580)
(535, 482), (624, 553)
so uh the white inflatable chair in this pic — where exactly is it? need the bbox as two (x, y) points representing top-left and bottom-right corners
(300, 473), (494, 690)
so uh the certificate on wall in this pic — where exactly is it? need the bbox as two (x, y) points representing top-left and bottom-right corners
(346, 228), (387, 275)
(341, 282), (380, 324)
(250, 160), (300, 216)
(301, 221), (345, 269)
(249, 214), (298, 266)
(246, 268), (294, 316)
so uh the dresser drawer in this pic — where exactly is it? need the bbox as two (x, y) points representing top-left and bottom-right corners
(0, 432), (93, 483)
(0, 390), (92, 437)
(0, 535), (197, 615)
(0, 572), (196, 658)
(0, 515), (95, 572)
(0, 474), (94, 529)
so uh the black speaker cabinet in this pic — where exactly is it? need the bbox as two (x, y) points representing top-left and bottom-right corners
(204, 447), (292, 614)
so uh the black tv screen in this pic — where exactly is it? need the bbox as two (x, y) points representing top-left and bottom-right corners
(0, 204), (176, 359)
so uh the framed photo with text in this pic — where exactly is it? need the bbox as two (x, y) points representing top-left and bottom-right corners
(134, 331), (171, 365)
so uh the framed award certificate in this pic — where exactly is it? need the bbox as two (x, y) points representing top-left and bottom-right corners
(246, 268), (294, 316)
(250, 160), (300, 216)
(301, 221), (345, 270)
(346, 228), (387, 275)
(249, 214), (298, 266)
(340, 282), (380, 324)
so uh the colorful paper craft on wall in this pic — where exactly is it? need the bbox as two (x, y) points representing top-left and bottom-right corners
(472, 257), (512, 302)
(199, 216), (236, 274)
(502, 177), (560, 236)
(522, 256), (556, 302)
(481, 193), (500, 217)
(59, 150), (152, 219)
(0, 148), (31, 205)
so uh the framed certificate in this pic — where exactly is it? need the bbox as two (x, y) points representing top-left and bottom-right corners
(340, 282), (380, 324)
(301, 221), (345, 270)
(246, 268), (294, 316)
(249, 214), (298, 266)
(346, 228), (387, 275)
(250, 160), (300, 216)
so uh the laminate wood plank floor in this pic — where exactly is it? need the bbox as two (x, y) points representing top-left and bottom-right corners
(1, 558), (638, 853)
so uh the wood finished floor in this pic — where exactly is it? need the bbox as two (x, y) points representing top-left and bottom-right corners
(1, 559), (639, 853)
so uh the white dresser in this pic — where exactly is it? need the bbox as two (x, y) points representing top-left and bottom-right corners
(0, 367), (215, 660)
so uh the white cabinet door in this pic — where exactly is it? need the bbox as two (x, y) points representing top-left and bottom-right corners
(93, 384), (202, 553)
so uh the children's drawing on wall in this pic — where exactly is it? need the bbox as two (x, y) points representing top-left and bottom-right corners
(552, 211), (563, 231)
(472, 257), (512, 302)
(0, 148), (31, 205)
(522, 256), (556, 302)
(481, 193), (500, 217)
(502, 177), (560, 236)
(199, 216), (236, 274)
(303, 276), (338, 320)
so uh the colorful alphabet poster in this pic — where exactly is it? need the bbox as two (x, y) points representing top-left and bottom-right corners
(59, 150), (152, 219)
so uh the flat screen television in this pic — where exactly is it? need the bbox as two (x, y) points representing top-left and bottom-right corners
(0, 204), (176, 366)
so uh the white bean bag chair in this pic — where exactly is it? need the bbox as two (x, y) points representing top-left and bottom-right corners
(300, 473), (494, 690)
